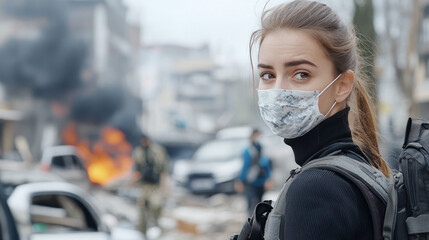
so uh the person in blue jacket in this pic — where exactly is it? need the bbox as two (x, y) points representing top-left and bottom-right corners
(235, 129), (272, 216)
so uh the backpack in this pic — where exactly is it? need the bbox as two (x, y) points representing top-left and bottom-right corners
(394, 117), (429, 239)
(140, 157), (161, 184)
(231, 117), (429, 240)
(246, 164), (266, 184)
(136, 147), (162, 184)
(245, 145), (267, 184)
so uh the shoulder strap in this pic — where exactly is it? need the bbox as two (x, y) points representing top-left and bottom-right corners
(267, 155), (388, 240)
(383, 172), (409, 240)
(302, 155), (389, 240)
(264, 169), (298, 240)
(302, 155), (389, 203)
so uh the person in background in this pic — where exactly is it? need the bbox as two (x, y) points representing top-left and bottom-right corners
(235, 129), (272, 216)
(132, 133), (169, 235)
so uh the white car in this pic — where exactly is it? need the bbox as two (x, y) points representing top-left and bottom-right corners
(173, 137), (248, 194)
(8, 182), (144, 240)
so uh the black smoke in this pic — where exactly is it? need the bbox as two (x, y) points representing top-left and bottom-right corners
(70, 86), (142, 146)
(71, 87), (125, 125)
(109, 97), (142, 146)
(0, 0), (87, 100)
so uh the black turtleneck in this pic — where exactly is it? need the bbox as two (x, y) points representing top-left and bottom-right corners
(280, 107), (378, 240)
(284, 107), (366, 166)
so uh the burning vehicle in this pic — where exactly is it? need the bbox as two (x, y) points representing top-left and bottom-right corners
(61, 123), (135, 187)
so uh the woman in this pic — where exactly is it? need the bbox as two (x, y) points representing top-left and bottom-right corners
(251, 1), (390, 239)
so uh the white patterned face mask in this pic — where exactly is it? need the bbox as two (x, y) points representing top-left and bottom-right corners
(257, 74), (341, 139)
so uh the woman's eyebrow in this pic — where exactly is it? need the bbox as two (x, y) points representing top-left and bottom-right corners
(284, 59), (317, 67)
(258, 63), (273, 69)
(258, 60), (317, 69)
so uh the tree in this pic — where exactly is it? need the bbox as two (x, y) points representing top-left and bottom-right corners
(383, 0), (422, 116)
(353, 0), (377, 105)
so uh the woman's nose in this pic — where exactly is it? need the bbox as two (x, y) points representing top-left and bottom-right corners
(274, 76), (289, 90)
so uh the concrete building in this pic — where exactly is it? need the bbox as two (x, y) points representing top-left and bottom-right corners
(138, 44), (246, 146)
(67, 0), (134, 86)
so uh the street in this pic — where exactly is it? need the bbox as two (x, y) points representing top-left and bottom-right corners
(104, 184), (251, 240)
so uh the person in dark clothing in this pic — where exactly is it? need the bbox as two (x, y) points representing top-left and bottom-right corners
(249, 1), (391, 239)
(235, 129), (272, 216)
(131, 133), (169, 235)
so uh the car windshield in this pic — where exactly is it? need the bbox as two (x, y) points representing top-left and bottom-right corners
(194, 139), (248, 162)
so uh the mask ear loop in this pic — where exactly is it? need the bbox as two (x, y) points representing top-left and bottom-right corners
(324, 101), (337, 117)
(318, 73), (342, 118)
(318, 73), (342, 97)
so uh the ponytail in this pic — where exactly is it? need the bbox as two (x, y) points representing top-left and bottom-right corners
(349, 79), (390, 177)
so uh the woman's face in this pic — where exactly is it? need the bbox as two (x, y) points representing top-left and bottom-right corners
(258, 29), (341, 117)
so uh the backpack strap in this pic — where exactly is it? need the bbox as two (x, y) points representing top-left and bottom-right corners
(264, 168), (301, 240)
(234, 200), (273, 240)
(302, 156), (388, 240)
(382, 172), (404, 240)
(302, 156), (389, 203)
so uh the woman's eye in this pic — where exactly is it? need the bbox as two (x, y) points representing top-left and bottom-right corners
(260, 72), (275, 81)
(293, 72), (310, 80)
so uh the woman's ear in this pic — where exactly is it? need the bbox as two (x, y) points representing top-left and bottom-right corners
(335, 70), (354, 103)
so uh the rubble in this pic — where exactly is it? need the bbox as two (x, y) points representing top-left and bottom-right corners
(158, 194), (248, 240)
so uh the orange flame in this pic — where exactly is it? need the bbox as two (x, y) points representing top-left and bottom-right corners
(61, 123), (133, 186)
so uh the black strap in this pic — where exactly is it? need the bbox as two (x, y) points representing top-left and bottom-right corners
(250, 201), (273, 239)
(235, 219), (252, 240)
(230, 235), (238, 240)
(235, 201), (273, 240)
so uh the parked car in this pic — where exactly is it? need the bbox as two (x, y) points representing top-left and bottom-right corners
(8, 181), (144, 240)
(0, 151), (28, 171)
(40, 145), (90, 188)
(172, 135), (248, 194)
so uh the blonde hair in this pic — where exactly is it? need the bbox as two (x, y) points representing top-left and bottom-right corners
(250, 0), (390, 177)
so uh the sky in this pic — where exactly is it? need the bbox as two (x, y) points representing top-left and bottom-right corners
(124, 0), (354, 68)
